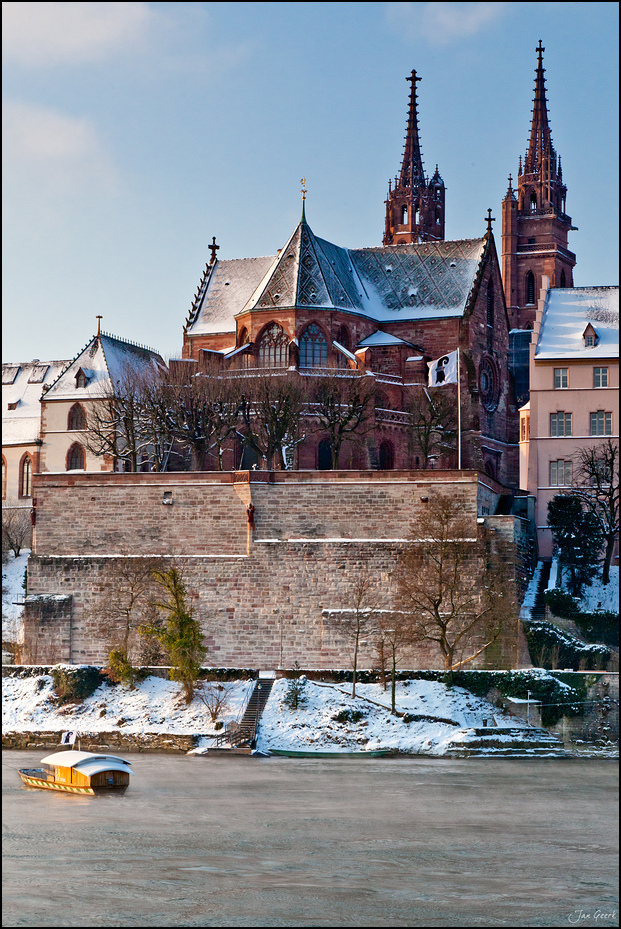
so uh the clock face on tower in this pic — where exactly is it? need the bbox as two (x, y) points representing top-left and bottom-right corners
(479, 356), (500, 412)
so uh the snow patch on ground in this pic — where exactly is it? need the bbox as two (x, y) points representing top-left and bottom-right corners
(2, 550), (29, 643)
(577, 566), (619, 613)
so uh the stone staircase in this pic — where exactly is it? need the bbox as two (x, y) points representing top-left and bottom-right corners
(530, 560), (552, 621)
(446, 724), (567, 757)
(212, 677), (274, 752)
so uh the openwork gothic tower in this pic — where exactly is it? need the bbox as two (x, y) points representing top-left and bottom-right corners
(383, 71), (445, 245)
(502, 41), (576, 329)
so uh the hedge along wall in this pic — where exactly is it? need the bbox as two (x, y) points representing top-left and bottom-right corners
(25, 470), (522, 669)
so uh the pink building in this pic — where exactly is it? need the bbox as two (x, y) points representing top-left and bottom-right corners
(520, 280), (619, 558)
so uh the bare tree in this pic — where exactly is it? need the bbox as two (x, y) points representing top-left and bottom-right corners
(374, 611), (415, 714)
(572, 439), (619, 585)
(92, 556), (164, 685)
(239, 375), (308, 470)
(2, 508), (32, 557)
(407, 387), (457, 469)
(196, 680), (236, 723)
(393, 495), (515, 672)
(82, 365), (167, 472)
(322, 566), (381, 698)
(311, 373), (376, 468)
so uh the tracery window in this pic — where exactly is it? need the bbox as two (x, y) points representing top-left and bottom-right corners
(67, 403), (86, 431)
(20, 455), (32, 498)
(258, 323), (289, 368)
(299, 323), (327, 368)
(67, 443), (85, 471)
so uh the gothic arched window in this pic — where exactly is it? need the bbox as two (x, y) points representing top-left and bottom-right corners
(300, 323), (327, 368)
(258, 323), (289, 368)
(526, 271), (536, 306)
(402, 206), (408, 225)
(560, 270), (566, 288)
(20, 455), (32, 498)
(530, 192), (537, 212)
(379, 440), (394, 470)
(67, 403), (86, 431)
(67, 443), (85, 471)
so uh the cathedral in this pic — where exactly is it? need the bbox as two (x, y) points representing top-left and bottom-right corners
(180, 50), (574, 488)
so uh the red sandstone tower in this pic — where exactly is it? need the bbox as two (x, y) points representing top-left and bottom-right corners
(502, 41), (576, 329)
(383, 70), (445, 245)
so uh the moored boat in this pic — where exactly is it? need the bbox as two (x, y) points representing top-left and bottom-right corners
(18, 750), (133, 795)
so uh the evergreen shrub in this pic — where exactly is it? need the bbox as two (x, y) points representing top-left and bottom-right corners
(51, 665), (103, 705)
(544, 588), (580, 618)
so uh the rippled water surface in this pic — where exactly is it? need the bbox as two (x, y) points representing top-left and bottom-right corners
(2, 751), (618, 927)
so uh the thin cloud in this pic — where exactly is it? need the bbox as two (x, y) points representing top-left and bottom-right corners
(2, 1), (154, 66)
(387, 1), (507, 46)
(3, 101), (118, 194)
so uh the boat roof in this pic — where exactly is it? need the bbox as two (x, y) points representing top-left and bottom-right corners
(41, 750), (133, 768)
(74, 759), (134, 776)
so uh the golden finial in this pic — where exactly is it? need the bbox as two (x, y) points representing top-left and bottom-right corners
(301, 178), (307, 201)
(96, 315), (103, 337)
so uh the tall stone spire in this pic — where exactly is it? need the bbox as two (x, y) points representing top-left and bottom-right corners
(501, 41), (575, 330)
(383, 70), (445, 245)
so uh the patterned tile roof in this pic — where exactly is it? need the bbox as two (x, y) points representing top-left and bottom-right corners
(184, 217), (486, 336)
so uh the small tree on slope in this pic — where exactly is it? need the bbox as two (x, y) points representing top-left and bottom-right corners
(140, 566), (207, 703)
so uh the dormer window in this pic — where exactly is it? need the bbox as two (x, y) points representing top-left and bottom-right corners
(75, 368), (88, 389)
(583, 324), (598, 348)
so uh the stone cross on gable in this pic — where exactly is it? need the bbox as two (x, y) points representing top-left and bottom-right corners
(485, 209), (495, 235)
(208, 237), (220, 263)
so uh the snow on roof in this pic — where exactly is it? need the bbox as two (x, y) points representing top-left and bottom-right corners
(40, 750), (132, 768)
(186, 256), (277, 336)
(184, 218), (486, 336)
(357, 331), (412, 348)
(2, 359), (70, 445)
(535, 286), (619, 360)
(43, 333), (164, 401)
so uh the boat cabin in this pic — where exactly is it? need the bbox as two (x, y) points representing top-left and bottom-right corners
(19, 750), (133, 793)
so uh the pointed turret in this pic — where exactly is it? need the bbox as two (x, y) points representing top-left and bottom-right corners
(501, 41), (575, 330)
(383, 70), (445, 245)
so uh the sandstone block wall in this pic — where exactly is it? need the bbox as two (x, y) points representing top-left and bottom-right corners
(25, 470), (522, 669)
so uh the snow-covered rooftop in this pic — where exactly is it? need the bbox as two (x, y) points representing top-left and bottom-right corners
(185, 217), (486, 337)
(2, 360), (70, 446)
(535, 286), (619, 360)
(43, 332), (164, 401)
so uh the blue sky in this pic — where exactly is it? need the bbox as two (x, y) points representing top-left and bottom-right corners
(3, 1), (619, 362)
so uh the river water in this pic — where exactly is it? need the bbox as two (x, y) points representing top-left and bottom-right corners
(2, 751), (618, 928)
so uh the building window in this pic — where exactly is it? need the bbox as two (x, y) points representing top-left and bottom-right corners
(379, 440), (394, 470)
(317, 439), (332, 470)
(590, 411), (612, 436)
(299, 323), (327, 368)
(67, 403), (86, 431)
(526, 271), (535, 306)
(554, 368), (568, 389)
(67, 443), (85, 471)
(402, 206), (408, 225)
(594, 367), (608, 388)
(257, 323), (289, 368)
(530, 193), (537, 211)
(20, 455), (32, 498)
(550, 460), (572, 487)
(560, 270), (566, 288)
(75, 369), (88, 389)
(550, 412), (572, 437)
(520, 415), (529, 442)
